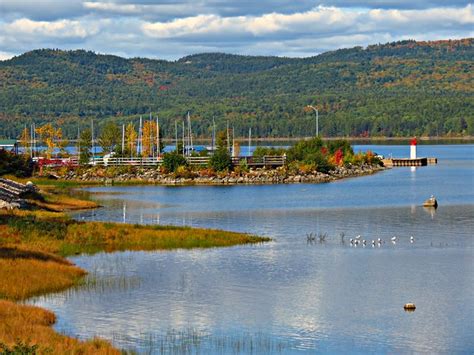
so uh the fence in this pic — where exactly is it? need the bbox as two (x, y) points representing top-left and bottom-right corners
(87, 155), (287, 167)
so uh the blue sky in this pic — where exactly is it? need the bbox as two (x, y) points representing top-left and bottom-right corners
(0, 1), (472, 60)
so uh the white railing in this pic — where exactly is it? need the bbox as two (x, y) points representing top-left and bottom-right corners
(87, 155), (286, 167)
(91, 157), (162, 166)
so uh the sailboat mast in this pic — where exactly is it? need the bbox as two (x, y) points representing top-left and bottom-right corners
(138, 116), (143, 156)
(77, 123), (80, 159)
(212, 117), (216, 152)
(232, 126), (235, 157)
(226, 121), (230, 153)
(187, 111), (193, 153)
(156, 115), (160, 157)
(175, 120), (178, 152)
(248, 127), (251, 157)
(182, 120), (185, 155)
(121, 124), (125, 155)
(91, 119), (94, 161)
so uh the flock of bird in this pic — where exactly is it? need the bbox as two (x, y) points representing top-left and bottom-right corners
(349, 234), (415, 247)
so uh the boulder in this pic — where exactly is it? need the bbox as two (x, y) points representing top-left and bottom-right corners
(423, 196), (438, 208)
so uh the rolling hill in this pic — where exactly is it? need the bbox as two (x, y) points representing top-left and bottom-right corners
(0, 38), (473, 139)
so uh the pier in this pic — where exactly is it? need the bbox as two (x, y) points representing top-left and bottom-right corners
(382, 157), (437, 167)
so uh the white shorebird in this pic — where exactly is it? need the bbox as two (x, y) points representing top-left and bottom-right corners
(355, 235), (362, 240)
(391, 236), (398, 242)
(377, 237), (382, 243)
(410, 236), (415, 243)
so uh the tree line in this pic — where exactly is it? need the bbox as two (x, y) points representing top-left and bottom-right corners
(1, 39), (473, 139)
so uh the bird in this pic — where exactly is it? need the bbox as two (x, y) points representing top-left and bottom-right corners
(362, 240), (367, 245)
(371, 240), (376, 246)
(410, 236), (415, 243)
(355, 235), (362, 240)
(391, 236), (398, 242)
(349, 238), (354, 244)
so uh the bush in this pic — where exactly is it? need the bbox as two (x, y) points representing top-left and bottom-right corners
(252, 146), (287, 159)
(0, 340), (39, 354)
(238, 159), (249, 173)
(209, 148), (232, 172)
(0, 151), (34, 177)
(162, 152), (187, 173)
(174, 165), (197, 179)
(287, 137), (324, 163)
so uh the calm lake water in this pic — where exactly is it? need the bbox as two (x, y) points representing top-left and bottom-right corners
(30, 145), (474, 353)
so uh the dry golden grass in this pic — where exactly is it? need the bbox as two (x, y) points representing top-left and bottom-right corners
(29, 192), (98, 212)
(0, 248), (85, 300)
(0, 300), (118, 354)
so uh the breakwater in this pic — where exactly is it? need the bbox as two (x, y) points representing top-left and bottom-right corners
(54, 164), (384, 185)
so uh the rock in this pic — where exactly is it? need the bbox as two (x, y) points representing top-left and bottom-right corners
(423, 195), (438, 208)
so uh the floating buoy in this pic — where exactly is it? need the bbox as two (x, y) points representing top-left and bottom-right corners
(404, 303), (416, 311)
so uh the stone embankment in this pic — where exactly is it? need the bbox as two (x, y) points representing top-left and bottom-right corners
(57, 164), (384, 185)
(0, 178), (38, 209)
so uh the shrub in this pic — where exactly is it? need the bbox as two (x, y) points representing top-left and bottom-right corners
(0, 151), (34, 177)
(162, 152), (187, 173)
(252, 146), (287, 159)
(209, 148), (232, 172)
(287, 137), (324, 162)
(174, 165), (197, 179)
(0, 340), (39, 354)
(238, 159), (249, 173)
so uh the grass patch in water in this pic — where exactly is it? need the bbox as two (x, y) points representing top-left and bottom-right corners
(1, 210), (269, 256)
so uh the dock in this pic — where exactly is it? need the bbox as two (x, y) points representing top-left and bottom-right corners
(382, 157), (437, 167)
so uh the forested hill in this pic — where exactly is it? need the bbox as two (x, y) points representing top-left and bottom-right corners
(0, 39), (473, 139)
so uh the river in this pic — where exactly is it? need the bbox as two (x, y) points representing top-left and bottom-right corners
(30, 145), (474, 353)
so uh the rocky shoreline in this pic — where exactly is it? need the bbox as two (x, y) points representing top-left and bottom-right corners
(55, 164), (385, 185)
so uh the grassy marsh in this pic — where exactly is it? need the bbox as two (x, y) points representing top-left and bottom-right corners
(0, 206), (269, 353)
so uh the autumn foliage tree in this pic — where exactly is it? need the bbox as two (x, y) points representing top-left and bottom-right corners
(35, 123), (63, 159)
(125, 123), (137, 156)
(18, 127), (30, 156)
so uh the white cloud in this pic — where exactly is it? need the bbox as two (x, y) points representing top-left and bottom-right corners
(0, 50), (16, 61)
(3, 18), (99, 38)
(142, 7), (359, 39)
(141, 5), (473, 41)
(0, 3), (472, 59)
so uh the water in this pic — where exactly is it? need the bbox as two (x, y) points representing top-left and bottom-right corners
(30, 145), (474, 353)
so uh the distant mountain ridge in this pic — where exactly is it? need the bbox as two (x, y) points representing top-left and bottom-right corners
(0, 38), (473, 138)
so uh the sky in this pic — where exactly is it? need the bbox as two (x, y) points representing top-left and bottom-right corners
(0, 1), (473, 61)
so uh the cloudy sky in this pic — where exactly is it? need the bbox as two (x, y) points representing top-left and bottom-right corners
(0, 1), (472, 60)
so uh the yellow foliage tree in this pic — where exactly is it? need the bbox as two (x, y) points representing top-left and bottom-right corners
(35, 123), (63, 159)
(142, 120), (158, 157)
(18, 127), (30, 156)
(125, 123), (137, 156)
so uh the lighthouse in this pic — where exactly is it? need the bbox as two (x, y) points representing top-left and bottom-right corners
(410, 137), (417, 159)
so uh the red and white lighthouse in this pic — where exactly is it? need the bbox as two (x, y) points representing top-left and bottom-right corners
(410, 137), (417, 159)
